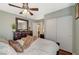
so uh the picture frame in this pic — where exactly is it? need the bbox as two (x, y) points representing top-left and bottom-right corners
(76, 3), (79, 20)
(16, 18), (29, 31)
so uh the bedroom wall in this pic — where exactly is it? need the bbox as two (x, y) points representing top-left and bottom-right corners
(75, 19), (79, 54)
(44, 19), (57, 42)
(44, 6), (75, 52)
(0, 10), (33, 40)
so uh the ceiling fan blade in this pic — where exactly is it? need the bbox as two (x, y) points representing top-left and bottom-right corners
(8, 4), (22, 9)
(30, 8), (39, 11)
(26, 3), (28, 6)
(22, 3), (25, 8)
(29, 11), (33, 15)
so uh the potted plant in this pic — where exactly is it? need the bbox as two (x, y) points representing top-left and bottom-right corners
(12, 23), (16, 32)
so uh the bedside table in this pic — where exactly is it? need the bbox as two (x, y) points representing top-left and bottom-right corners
(40, 34), (44, 39)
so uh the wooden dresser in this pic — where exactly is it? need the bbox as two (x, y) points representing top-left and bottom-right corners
(13, 31), (33, 40)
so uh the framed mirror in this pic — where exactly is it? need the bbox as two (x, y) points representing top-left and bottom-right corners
(76, 3), (79, 20)
(16, 18), (29, 31)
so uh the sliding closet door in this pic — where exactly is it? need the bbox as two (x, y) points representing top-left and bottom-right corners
(44, 19), (57, 42)
(57, 16), (73, 52)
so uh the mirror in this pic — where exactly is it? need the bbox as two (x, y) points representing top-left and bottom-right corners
(16, 18), (29, 31)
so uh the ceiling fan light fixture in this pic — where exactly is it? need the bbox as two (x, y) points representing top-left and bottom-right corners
(8, 3), (38, 16)
(22, 9), (28, 14)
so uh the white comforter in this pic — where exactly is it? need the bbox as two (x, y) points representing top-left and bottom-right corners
(0, 38), (59, 55)
(0, 42), (17, 55)
(17, 38), (59, 55)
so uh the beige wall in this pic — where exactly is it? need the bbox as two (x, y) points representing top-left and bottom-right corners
(0, 10), (33, 40)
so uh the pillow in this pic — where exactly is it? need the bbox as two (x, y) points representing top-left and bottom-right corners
(22, 37), (26, 41)
(17, 38), (25, 46)
(23, 35), (33, 49)
(9, 40), (23, 52)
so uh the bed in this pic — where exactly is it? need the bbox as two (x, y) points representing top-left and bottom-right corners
(0, 38), (59, 55)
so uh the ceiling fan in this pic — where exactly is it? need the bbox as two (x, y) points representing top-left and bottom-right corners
(8, 3), (39, 15)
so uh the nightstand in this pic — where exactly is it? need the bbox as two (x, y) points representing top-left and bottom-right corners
(40, 34), (44, 39)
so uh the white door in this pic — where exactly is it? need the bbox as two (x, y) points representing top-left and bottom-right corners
(44, 19), (57, 42)
(44, 16), (73, 52)
(32, 22), (38, 37)
(57, 16), (73, 52)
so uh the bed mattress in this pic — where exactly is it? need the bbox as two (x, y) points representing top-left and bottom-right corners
(17, 38), (59, 55)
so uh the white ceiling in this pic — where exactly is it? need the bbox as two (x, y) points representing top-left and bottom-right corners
(0, 3), (74, 20)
